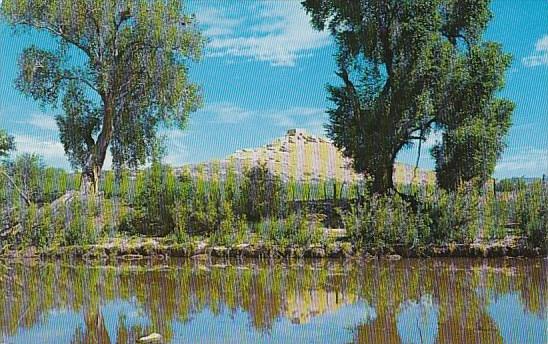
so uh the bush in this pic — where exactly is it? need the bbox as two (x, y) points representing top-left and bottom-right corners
(129, 162), (186, 235)
(63, 196), (99, 246)
(239, 164), (284, 221)
(426, 185), (480, 243)
(513, 181), (547, 247)
(257, 212), (324, 249)
(341, 193), (431, 250)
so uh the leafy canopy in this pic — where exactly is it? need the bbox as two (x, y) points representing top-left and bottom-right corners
(302, 0), (513, 191)
(1, 0), (204, 173)
(0, 129), (15, 158)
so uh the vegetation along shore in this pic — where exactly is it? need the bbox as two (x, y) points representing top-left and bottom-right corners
(1, 144), (546, 260)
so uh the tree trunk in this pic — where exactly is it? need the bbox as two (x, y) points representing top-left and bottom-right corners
(80, 101), (114, 194)
(371, 162), (394, 194)
(81, 162), (101, 194)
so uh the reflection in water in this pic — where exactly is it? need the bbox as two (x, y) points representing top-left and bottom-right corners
(397, 295), (439, 344)
(0, 258), (546, 344)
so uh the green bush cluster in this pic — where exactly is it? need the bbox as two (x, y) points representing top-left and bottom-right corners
(0, 154), (79, 206)
(1, 156), (546, 251)
(341, 182), (547, 249)
(341, 193), (432, 250)
(256, 212), (325, 249)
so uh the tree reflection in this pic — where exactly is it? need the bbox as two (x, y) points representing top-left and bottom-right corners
(0, 259), (545, 344)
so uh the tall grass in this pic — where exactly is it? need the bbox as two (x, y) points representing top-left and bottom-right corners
(1, 158), (546, 250)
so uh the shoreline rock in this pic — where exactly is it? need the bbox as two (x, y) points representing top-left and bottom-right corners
(0, 236), (545, 261)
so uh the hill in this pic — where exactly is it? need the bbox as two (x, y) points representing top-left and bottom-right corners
(178, 129), (435, 185)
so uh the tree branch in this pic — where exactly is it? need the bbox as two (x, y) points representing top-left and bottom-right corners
(13, 20), (95, 63)
(337, 65), (362, 119)
(0, 168), (31, 206)
(59, 72), (99, 95)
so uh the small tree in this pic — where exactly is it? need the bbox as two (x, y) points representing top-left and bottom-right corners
(2, 0), (204, 193)
(0, 129), (33, 205)
(240, 164), (284, 221)
(0, 129), (15, 157)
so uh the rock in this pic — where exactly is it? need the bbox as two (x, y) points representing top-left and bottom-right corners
(191, 253), (208, 260)
(210, 246), (228, 256)
(138, 333), (163, 343)
(386, 254), (402, 261)
(120, 254), (144, 261)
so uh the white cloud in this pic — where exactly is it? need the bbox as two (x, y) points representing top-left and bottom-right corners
(197, 102), (326, 131)
(522, 34), (548, 67)
(197, 7), (242, 37)
(196, 2), (331, 67)
(25, 113), (58, 131)
(495, 148), (548, 178)
(13, 134), (65, 160)
(203, 102), (253, 124)
(11, 133), (113, 171)
(535, 35), (548, 51)
(266, 107), (326, 133)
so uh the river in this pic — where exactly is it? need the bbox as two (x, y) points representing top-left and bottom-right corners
(0, 258), (545, 343)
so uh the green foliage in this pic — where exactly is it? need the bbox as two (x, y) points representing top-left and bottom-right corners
(426, 185), (481, 243)
(129, 161), (182, 235)
(342, 182), (548, 250)
(63, 196), (99, 246)
(2, 0), (204, 191)
(209, 201), (248, 246)
(0, 129), (15, 157)
(496, 178), (530, 192)
(513, 181), (547, 247)
(258, 212), (324, 249)
(302, 0), (514, 193)
(1, 154), (76, 205)
(1, 156), (545, 250)
(239, 164), (284, 221)
(432, 43), (514, 190)
(342, 194), (432, 250)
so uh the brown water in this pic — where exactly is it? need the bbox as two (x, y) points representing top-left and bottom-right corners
(0, 258), (546, 343)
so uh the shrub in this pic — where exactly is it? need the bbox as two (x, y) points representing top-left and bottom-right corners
(513, 181), (547, 247)
(426, 185), (480, 243)
(341, 193), (431, 250)
(129, 162), (186, 235)
(239, 164), (284, 221)
(63, 196), (100, 246)
(257, 212), (324, 249)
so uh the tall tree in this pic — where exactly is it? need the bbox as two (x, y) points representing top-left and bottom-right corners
(302, 0), (514, 193)
(1, 0), (204, 193)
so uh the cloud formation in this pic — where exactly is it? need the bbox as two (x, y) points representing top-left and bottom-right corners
(495, 148), (548, 178)
(13, 134), (65, 161)
(196, 2), (331, 67)
(198, 102), (326, 134)
(522, 35), (548, 67)
(25, 113), (58, 131)
(203, 102), (253, 124)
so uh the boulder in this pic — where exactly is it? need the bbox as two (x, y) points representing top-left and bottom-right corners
(386, 254), (402, 261)
(138, 333), (163, 343)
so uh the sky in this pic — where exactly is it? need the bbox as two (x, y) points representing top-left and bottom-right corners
(0, 0), (546, 178)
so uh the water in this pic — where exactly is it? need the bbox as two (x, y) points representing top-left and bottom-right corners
(0, 258), (546, 344)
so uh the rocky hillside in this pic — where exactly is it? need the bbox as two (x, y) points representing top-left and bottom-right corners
(178, 129), (435, 185)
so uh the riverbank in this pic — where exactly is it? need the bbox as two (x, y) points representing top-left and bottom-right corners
(1, 235), (545, 261)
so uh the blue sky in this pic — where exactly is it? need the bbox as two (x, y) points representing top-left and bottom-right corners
(0, 0), (546, 178)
